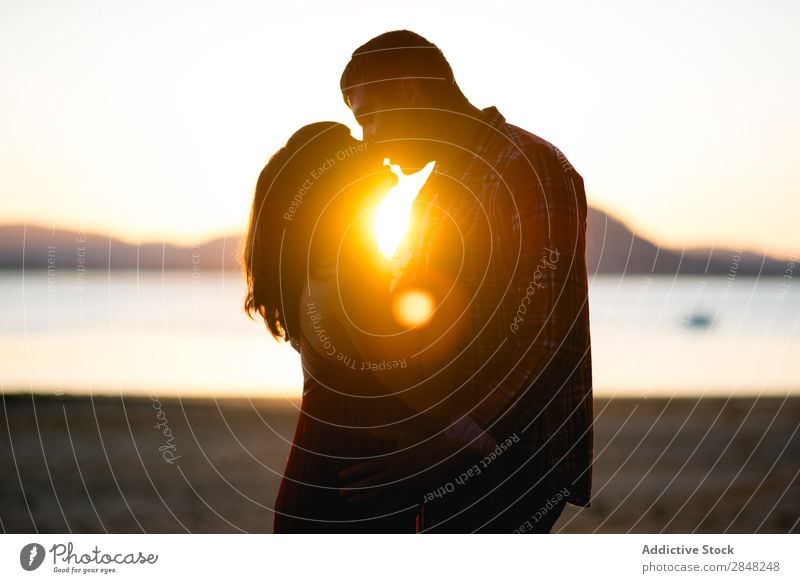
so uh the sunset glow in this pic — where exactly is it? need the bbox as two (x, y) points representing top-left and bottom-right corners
(1, 1), (798, 256)
(373, 159), (436, 260)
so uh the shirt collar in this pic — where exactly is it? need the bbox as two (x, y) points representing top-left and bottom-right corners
(468, 106), (507, 160)
(481, 106), (506, 129)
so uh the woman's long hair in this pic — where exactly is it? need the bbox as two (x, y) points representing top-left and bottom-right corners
(242, 122), (359, 343)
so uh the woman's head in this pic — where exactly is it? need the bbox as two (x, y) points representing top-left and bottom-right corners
(242, 121), (360, 342)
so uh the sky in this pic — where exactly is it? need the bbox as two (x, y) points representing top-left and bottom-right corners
(1, 0), (798, 256)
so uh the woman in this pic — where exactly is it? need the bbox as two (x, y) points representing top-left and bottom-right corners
(242, 122), (428, 532)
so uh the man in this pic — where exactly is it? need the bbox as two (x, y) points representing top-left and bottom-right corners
(337, 30), (593, 533)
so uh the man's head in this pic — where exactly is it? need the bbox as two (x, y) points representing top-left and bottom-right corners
(340, 30), (471, 167)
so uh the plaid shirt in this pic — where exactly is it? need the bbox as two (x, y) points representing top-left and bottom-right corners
(400, 106), (593, 508)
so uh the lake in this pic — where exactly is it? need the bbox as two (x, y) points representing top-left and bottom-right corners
(1, 271), (797, 398)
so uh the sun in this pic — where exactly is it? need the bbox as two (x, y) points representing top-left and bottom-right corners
(373, 159), (436, 260)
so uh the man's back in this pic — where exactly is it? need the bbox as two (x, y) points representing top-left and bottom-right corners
(404, 106), (593, 512)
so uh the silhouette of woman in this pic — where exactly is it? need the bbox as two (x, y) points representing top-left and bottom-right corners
(242, 122), (420, 532)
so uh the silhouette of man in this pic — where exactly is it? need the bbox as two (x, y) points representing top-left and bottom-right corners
(337, 30), (593, 533)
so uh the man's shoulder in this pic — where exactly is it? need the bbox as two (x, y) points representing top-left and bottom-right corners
(481, 107), (577, 175)
(501, 124), (577, 176)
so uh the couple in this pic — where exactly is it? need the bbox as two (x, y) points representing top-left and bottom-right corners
(242, 30), (593, 533)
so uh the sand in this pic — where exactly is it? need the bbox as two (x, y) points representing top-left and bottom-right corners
(1, 394), (797, 533)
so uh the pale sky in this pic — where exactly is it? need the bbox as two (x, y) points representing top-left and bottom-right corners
(1, 0), (798, 255)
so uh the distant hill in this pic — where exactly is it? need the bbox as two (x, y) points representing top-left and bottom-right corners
(0, 208), (789, 275)
(0, 225), (239, 272)
(585, 207), (785, 276)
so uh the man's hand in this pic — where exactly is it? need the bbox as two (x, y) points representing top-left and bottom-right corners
(338, 418), (476, 507)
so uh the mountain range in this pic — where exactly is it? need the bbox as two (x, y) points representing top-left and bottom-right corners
(0, 207), (787, 276)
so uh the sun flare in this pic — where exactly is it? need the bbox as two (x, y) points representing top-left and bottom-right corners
(391, 288), (435, 328)
(373, 159), (436, 260)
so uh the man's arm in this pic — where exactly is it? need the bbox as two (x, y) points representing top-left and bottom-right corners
(457, 141), (590, 444)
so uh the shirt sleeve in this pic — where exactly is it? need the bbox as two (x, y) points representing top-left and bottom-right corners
(444, 415), (498, 456)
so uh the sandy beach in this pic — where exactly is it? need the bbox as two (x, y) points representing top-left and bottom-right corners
(1, 394), (797, 533)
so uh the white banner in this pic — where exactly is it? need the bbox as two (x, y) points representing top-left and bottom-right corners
(0, 534), (797, 582)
